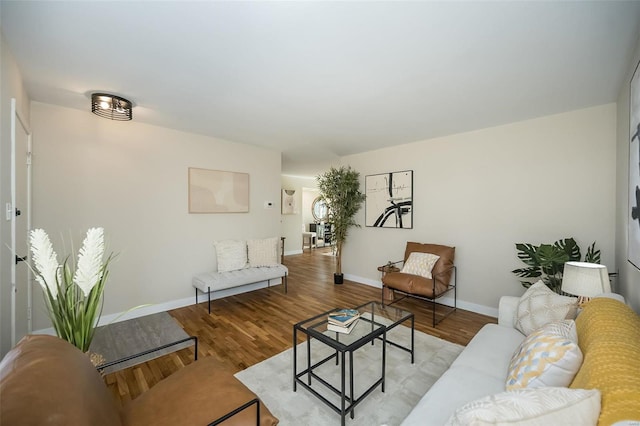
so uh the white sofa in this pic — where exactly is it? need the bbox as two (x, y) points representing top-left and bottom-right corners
(402, 291), (635, 426)
(401, 296), (524, 425)
(193, 238), (288, 313)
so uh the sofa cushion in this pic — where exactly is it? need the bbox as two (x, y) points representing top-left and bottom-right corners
(401, 323), (525, 426)
(247, 237), (279, 267)
(451, 323), (526, 381)
(0, 335), (122, 426)
(401, 252), (440, 279)
(446, 387), (600, 426)
(514, 281), (577, 335)
(506, 320), (582, 390)
(214, 240), (247, 272)
(193, 264), (288, 292)
(570, 298), (640, 425)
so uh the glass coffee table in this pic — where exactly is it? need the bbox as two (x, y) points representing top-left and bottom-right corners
(293, 301), (414, 426)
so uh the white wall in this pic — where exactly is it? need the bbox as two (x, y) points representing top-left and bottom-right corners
(615, 35), (640, 312)
(342, 104), (617, 316)
(30, 102), (282, 330)
(0, 33), (31, 356)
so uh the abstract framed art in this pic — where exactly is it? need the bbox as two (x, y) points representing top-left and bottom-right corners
(629, 59), (640, 269)
(365, 170), (413, 228)
(188, 167), (249, 213)
(282, 189), (297, 214)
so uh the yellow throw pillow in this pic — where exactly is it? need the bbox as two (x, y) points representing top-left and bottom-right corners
(570, 298), (640, 425)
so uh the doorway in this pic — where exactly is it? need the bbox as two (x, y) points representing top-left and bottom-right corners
(10, 98), (32, 345)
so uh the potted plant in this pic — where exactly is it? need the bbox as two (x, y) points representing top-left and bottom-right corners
(317, 166), (366, 284)
(511, 237), (600, 294)
(29, 227), (113, 352)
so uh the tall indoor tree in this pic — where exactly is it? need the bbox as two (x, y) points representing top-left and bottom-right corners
(317, 165), (366, 284)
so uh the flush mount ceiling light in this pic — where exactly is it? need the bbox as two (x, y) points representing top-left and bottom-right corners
(91, 93), (133, 121)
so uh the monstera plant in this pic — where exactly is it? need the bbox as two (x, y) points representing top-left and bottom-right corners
(512, 238), (600, 294)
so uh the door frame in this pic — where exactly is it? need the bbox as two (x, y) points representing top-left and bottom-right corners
(11, 98), (32, 345)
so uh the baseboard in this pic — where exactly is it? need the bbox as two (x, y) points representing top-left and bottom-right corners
(284, 249), (303, 256)
(33, 280), (284, 336)
(343, 273), (498, 318)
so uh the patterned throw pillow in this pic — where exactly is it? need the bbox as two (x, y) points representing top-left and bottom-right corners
(506, 320), (582, 390)
(401, 252), (440, 279)
(514, 281), (578, 335)
(446, 387), (601, 426)
(214, 240), (247, 272)
(247, 237), (279, 267)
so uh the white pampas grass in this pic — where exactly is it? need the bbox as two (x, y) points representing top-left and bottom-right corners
(73, 227), (105, 297)
(29, 228), (60, 299)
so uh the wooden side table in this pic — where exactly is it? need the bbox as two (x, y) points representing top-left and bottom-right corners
(378, 264), (400, 302)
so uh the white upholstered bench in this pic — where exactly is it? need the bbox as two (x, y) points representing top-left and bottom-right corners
(193, 238), (288, 313)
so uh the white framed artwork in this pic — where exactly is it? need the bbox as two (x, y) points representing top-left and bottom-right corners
(188, 168), (249, 213)
(365, 170), (413, 228)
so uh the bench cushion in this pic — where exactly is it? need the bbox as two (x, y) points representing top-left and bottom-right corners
(193, 265), (288, 293)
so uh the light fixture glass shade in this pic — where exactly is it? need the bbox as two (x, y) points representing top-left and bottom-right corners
(91, 93), (132, 121)
(561, 261), (611, 298)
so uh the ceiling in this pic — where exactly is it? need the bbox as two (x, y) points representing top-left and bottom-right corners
(2, 1), (640, 176)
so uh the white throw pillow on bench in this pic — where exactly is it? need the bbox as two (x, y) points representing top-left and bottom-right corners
(214, 240), (247, 272)
(247, 237), (279, 267)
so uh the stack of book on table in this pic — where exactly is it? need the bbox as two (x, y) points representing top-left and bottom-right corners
(327, 309), (360, 334)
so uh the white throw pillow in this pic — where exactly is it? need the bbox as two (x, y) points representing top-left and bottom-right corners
(514, 281), (578, 335)
(213, 240), (247, 272)
(401, 252), (440, 279)
(446, 387), (601, 426)
(247, 237), (279, 267)
(506, 320), (582, 390)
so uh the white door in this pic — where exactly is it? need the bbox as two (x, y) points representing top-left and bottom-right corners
(11, 98), (32, 345)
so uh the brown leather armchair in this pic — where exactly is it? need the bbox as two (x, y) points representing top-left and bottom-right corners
(0, 335), (278, 426)
(381, 242), (456, 326)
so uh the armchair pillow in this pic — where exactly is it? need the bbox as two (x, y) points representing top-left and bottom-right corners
(514, 281), (578, 335)
(401, 252), (440, 279)
(403, 242), (455, 284)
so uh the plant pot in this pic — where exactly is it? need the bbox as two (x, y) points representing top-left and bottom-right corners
(334, 273), (344, 284)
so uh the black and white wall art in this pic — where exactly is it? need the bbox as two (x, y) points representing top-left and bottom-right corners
(365, 170), (413, 228)
(629, 59), (640, 269)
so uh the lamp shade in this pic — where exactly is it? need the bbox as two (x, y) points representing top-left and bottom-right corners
(91, 93), (132, 121)
(561, 261), (611, 297)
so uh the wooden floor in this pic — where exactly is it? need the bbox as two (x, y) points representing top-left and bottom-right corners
(104, 247), (496, 405)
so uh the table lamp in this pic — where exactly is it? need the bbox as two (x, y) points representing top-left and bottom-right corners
(561, 261), (611, 304)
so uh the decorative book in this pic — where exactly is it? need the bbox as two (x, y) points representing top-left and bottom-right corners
(327, 319), (358, 334)
(328, 309), (360, 327)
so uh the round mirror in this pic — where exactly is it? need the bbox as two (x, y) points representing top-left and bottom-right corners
(312, 197), (329, 222)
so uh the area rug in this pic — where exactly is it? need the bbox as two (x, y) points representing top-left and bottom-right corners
(235, 325), (463, 426)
